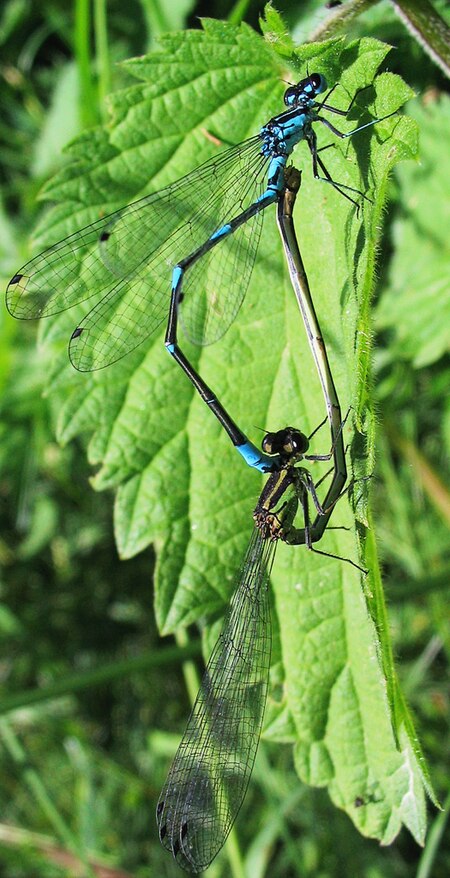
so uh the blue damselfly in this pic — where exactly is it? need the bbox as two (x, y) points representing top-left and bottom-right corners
(6, 72), (395, 472)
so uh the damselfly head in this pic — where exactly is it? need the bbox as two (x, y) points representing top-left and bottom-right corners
(284, 73), (327, 108)
(262, 427), (309, 459)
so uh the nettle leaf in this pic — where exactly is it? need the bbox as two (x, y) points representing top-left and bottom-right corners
(27, 20), (430, 842)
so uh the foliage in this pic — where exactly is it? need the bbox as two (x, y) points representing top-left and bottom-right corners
(0, 1), (448, 877)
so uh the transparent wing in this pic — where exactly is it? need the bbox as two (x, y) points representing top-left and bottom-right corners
(178, 148), (267, 347)
(6, 136), (270, 370)
(156, 528), (275, 873)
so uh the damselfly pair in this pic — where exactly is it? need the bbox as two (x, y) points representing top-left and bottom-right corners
(152, 75), (380, 868)
(6, 66), (387, 874)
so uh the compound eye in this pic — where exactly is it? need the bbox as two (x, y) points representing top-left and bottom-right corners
(261, 431), (277, 454)
(310, 72), (327, 94)
(289, 430), (309, 455)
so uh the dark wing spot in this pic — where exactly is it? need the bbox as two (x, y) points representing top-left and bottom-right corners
(70, 327), (84, 340)
(100, 231), (110, 242)
(9, 274), (23, 285)
(159, 822), (167, 840)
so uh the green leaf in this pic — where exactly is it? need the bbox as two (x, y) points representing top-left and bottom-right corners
(22, 21), (430, 844)
(259, 3), (296, 59)
(31, 61), (82, 180)
(376, 94), (450, 368)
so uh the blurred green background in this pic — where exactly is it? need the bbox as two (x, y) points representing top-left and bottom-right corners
(0, 1), (449, 876)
